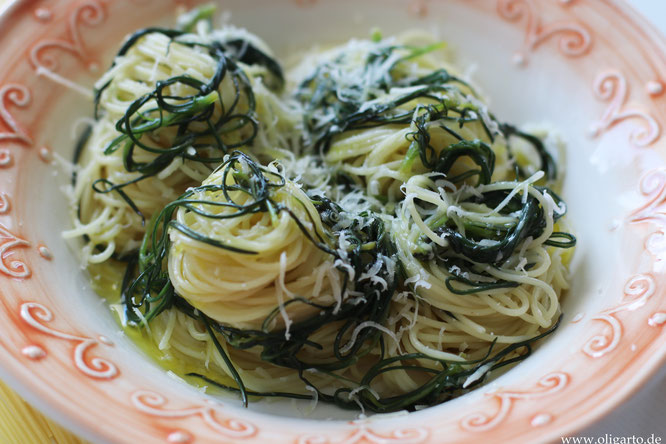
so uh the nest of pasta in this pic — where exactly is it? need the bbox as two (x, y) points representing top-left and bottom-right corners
(68, 7), (575, 413)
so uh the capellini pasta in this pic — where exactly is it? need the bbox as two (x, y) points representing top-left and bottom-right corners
(69, 7), (575, 413)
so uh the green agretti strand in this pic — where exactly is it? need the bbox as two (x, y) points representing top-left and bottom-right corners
(297, 50), (494, 153)
(121, 151), (399, 410)
(418, 184), (575, 295)
(188, 315), (562, 413)
(91, 27), (285, 223)
(82, 21), (576, 412)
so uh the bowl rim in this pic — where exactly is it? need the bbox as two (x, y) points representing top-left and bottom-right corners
(0, 0), (665, 443)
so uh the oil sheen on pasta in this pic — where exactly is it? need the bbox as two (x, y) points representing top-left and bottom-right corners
(66, 9), (575, 413)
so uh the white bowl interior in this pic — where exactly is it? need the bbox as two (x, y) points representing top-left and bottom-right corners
(15, 0), (638, 424)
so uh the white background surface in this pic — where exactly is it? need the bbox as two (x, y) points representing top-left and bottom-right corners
(578, 1), (666, 441)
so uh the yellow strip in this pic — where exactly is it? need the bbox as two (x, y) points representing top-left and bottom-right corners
(0, 380), (88, 444)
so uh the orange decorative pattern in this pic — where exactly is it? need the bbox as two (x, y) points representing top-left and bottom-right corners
(460, 372), (569, 432)
(497, 0), (592, 65)
(630, 168), (666, 225)
(628, 169), (666, 267)
(0, 83), (32, 145)
(130, 391), (257, 441)
(29, 0), (105, 97)
(0, 1), (662, 443)
(0, 192), (10, 214)
(298, 421), (429, 444)
(0, 148), (12, 167)
(648, 312), (666, 327)
(20, 302), (119, 379)
(33, 7), (53, 23)
(582, 275), (655, 358)
(590, 70), (661, 147)
(0, 222), (30, 279)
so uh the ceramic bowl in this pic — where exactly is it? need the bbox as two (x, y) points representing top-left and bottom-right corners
(0, 0), (665, 442)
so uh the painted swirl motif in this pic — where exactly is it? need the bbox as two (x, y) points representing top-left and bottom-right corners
(630, 168), (666, 226)
(0, 137), (29, 278)
(20, 302), (118, 378)
(0, 84), (33, 145)
(497, 0), (592, 65)
(298, 421), (428, 444)
(0, 222), (31, 279)
(460, 372), (569, 432)
(0, 193), (10, 215)
(29, 0), (105, 98)
(589, 70), (661, 147)
(0, 148), (11, 168)
(131, 391), (257, 440)
(648, 312), (666, 327)
(582, 274), (655, 358)
(626, 167), (666, 265)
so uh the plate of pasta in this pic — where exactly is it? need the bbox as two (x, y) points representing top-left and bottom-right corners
(0, 0), (665, 443)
